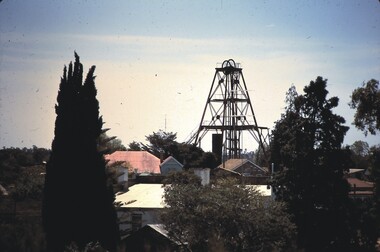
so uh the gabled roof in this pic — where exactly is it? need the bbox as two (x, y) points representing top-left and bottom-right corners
(160, 156), (183, 168)
(148, 224), (170, 238)
(217, 159), (267, 173)
(143, 224), (184, 246)
(124, 224), (184, 248)
(348, 168), (365, 174)
(105, 151), (160, 174)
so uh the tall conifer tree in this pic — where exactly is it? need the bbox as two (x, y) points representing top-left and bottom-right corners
(43, 53), (118, 251)
(270, 77), (351, 251)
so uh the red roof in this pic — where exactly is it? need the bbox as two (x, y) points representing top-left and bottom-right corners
(105, 151), (161, 174)
(347, 178), (374, 196)
(347, 178), (374, 190)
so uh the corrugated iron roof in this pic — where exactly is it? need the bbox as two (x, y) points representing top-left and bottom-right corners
(147, 224), (169, 237)
(348, 168), (365, 174)
(246, 185), (272, 197)
(146, 224), (185, 245)
(105, 151), (161, 174)
(115, 183), (166, 209)
(115, 183), (272, 209)
(218, 159), (248, 170)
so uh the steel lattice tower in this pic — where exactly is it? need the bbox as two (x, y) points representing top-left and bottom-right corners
(189, 59), (269, 161)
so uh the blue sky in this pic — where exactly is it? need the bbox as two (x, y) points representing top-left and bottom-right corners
(0, 0), (379, 151)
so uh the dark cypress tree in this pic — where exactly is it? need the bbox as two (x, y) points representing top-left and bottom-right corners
(42, 53), (118, 251)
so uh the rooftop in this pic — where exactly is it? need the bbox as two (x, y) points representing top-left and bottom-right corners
(218, 159), (267, 173)
(115, 183), (272, 209)
(105, 151), (161, 174)
(115, 183), (166, 209)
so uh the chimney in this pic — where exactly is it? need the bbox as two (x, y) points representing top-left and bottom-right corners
(193, 168), (210, 186)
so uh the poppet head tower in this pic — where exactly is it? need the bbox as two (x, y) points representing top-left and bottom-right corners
(188, 59), (269, 162)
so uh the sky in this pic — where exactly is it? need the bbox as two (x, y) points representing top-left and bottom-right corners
(0, 0), (379, 152)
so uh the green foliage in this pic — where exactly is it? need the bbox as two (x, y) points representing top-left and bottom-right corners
(64, 241), (107, 252)
(171, 142), (204, 168)
(105, 160), (129, 193)
(162, 170), (202, 186)
(0, 147), (50, 251)
(348, 141), (371, 170)
(161, 172), (297, 251)
(141, 130), (177, 158)
(350, 140), (370, 157)
(270, 77), (352, 250)
(172, 142), (218, 169)
(0, 216), (47, 252)
(198, 151), (218, 169)
(336, 142), (379, 250)
(0, 146), (49, 186)
(99, 133), (127, 193)
(42, 53), (118, 252)
(369, 145), (380, 235)
(348, 198), (379, 251)
(11, 165), (45, 200)
(98, 132), (126, 154)
(127, 141), (142, 151)
(253, 143), (270, 167)
(140, 130), (218, 169)
(350, 79), (380, 136)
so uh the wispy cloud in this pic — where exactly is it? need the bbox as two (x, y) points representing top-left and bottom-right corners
(265, 24), (276, 28)
(1, 30), (379, 149)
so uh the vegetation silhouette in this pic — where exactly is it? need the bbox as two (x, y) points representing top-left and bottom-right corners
(42, 52), (119, 251)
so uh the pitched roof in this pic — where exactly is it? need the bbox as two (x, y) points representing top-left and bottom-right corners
(347, 178), (374, 190)
(115, 183), (272, 209)
(105, 151), (161, 174)
(115, 183), (166, 209)
(245, 185), (272, 197)
(124, 224), (184, 248)
(160, 156), (183, 167)
(147, 224), (170, 238)
(348, 168), (365, 174)
(217, 159), (266, 173)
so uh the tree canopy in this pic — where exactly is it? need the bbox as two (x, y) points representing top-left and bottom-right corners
(161, 172), (297, 251)
(140, 130), (177, 158)
(98, 132), (126, 154)
(350, 79), (380, 136)
(0, 146), (49, 187)
(270, 77), (352, 250)
(137, 130), (219, 169)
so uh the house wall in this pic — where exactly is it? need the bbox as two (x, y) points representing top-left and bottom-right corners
(194, 168), (210, 185)
(117, 208), (161, 238)
(160, 159), (183, 175)
(117, 167), (128, 184)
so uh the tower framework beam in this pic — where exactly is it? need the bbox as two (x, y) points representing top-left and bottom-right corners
(191, 59), (269, 161)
